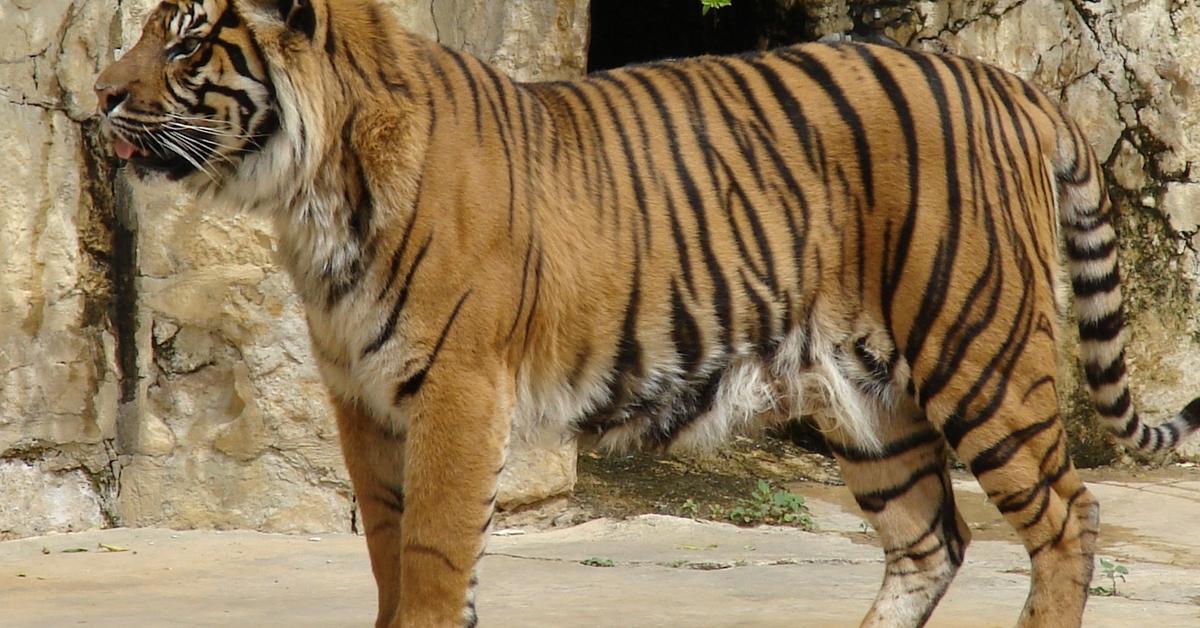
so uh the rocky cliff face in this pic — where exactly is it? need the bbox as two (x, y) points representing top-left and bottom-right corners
(0, 0), (587, 538)
(1, 0), (1196, 538)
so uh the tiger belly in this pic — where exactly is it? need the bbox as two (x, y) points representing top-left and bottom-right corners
(516, 315), (908, 455)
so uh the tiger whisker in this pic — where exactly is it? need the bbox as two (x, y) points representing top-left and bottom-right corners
(167, 130), (239, 169)
(153, 130), (217, 181)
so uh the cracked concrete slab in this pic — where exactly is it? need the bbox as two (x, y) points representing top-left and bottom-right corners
(3, 476), (1199, 627)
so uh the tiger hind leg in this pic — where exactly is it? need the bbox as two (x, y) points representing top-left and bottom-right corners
(822, 396), (970, 628)
(927, 362), (1099, 627)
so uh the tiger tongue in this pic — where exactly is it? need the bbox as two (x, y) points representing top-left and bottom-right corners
(113, 137), (139, 161)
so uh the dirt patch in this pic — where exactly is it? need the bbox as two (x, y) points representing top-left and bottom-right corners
(533, 433), (1200, 554)
(569, 435), (841, 523)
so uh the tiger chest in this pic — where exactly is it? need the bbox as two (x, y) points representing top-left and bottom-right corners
(303, 301), (422, 432)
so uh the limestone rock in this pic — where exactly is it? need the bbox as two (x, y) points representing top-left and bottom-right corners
(0, 460), (106, 539)
(498, 438), (578, 510)
(1162, 183), (1200, 236)
(1063, 74), (1123, 164)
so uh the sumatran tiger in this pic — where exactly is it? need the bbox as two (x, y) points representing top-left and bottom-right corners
(94, 0), (1200, 626)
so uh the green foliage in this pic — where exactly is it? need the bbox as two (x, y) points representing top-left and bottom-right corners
(1089, 558), (1129, 597)
(727, 480), (814, 529)
(581, 556), (615, 568)
(700, 0), (733, 16)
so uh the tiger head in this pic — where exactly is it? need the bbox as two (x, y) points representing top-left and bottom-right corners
(94, 0), (358, 201)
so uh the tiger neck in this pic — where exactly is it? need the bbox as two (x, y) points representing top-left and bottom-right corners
(262, 44), (432, 310)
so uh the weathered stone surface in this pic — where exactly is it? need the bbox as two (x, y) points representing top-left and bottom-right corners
(0, 0), (124, 531)
(1163, 183), (1200, 237)
(0, 460), (106, 539)
(413, 0), (590, 81)
(498, 438), (578, 510)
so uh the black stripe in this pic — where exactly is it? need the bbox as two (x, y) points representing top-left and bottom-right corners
(669, 280), (703, 375)
(940, 276), (1037, 449)
(918, 210), (1002, 403)
(323, 1), (335, 54)
(1182, 398), (1200, 428)
(364, 236), (432, 356)
(212, 39), (256, 80)
(900, 51), (962, 370)
(968, 414), (1058, 476)
(1071, 271), (1120, 298)
(379, 214), (419, 299)
(474, 61), (521, 233)
(585, 76), (652, 247)
(852, 336), (894, 389)
(403, 543), (462, 573)
(738, 268), (775, 355)
(627, 69), (732, 350)
(743, 59), (820, 172)
(778, 48), (874, 208)
(825, 427), (941, 463)
(614, 247), (644, 379)
(1083, 352), (1126, 388)
(1136, 422), (1152, 449)
(850, 46), (918, 338)
(854, 461), (943, 513)
(654, 367), (725, 446)
(520, 251), (544, 358)
(394, 290), (472, 403)
(195, 82), (258, 116)
(1078, 310), (1123, 342)
(376, 484), (404, 514)
(504, 238), (536, 343)
(1096, 388), (1131, 418)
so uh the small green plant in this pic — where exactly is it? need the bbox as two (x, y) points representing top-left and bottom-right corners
(700, 0), (733, 16)
(1089, 558), (1128, 596)
(677, 498), (701, 519)
(727, 480), (814, 529)
(581, 557), (615, 568)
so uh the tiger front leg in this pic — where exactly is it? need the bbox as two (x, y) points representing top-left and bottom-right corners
(332, 396), (408, 628)
(396, 369), (511, 628)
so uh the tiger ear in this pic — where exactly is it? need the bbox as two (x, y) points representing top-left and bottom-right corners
(239, 0), (317, 39)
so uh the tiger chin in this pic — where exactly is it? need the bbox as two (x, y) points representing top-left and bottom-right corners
(95, 1), (1200, 627)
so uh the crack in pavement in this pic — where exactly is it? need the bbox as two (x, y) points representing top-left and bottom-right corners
(484, 551), (881, 570)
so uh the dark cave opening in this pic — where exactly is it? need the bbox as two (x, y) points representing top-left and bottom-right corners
(587, 0), (811, 73)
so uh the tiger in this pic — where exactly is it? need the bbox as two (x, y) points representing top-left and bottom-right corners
(93, 0), (1200, 626)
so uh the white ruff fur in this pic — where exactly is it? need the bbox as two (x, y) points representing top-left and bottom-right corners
(191, 52), (423, 431)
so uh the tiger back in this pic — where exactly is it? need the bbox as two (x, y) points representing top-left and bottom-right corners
(94, 1), (1200, 627)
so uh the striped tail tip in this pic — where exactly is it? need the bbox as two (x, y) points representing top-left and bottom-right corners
(1114, 397), (1200, 454)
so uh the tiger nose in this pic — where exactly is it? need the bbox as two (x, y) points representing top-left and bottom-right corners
(94, 80), (129, 115)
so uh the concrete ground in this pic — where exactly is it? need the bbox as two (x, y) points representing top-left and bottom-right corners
(3, 476), (1199, 627)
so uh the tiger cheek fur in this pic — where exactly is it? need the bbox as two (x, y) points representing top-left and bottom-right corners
(98, 1), (1200, 627)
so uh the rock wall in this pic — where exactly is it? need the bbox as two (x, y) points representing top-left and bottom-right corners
(0, 0), (587, 539)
